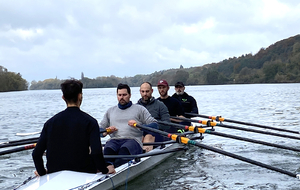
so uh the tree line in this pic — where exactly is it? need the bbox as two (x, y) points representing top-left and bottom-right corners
(31, 34), (300, 89)
(0, 66), (28, 92)
(3, 34), (300, 91)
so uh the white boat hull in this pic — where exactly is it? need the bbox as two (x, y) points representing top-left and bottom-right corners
(15, 143), (184, 190)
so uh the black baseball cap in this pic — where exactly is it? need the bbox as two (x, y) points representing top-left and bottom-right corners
(175, 82), (184, 87)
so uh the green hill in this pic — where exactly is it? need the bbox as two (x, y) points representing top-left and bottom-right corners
(29, 34), (300, 90)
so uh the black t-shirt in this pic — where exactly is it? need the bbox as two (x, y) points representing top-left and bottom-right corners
(157, 96), (184, 117)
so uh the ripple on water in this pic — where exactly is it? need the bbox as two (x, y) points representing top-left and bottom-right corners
(1, 84), (300, 190)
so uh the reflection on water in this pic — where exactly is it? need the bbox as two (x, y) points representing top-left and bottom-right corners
(1, 84), (300, 190)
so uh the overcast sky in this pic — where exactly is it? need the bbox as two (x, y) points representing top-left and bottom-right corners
(1, 0), (300, 82)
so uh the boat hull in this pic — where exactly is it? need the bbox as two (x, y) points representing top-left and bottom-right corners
(15, 143), (184, 190)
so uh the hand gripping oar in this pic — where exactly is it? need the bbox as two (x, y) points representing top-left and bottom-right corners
(0, 143), (36, 156)
(134, 123), (300, 179)
(185, 113), (300, 134)
(171, 116), (300, 140)
(158, 120), (300, 152)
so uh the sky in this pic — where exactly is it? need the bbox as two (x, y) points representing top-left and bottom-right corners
(1, 0), (300, 83)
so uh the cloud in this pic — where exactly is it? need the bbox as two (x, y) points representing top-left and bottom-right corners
(0, 0), (300, 82)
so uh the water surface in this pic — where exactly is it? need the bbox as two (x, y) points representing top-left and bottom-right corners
(1, 83), (300, 189)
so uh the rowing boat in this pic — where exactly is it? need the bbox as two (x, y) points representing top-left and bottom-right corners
(14, 141), (190, 190)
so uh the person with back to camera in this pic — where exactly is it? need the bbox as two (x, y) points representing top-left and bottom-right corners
(32, 79), (115, 176)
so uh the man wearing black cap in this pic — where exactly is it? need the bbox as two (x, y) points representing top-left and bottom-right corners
(172, 82), (198, 119)
(157, 79), (185, 133)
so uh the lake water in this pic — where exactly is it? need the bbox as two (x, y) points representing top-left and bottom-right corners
(0, 83), (300, 190)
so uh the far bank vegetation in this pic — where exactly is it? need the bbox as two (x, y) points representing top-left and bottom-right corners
(0, 66), (28, 92)
(2, 34), (300, 91)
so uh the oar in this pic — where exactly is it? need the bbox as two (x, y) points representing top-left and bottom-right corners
(16, 131), (41, 136)
(171, 117), (300, 141)
(0, 137), (39, 148)
(158, 121), (300, 152)
(104, 147), (188, 159)
(0, 137), (39, 145)
(134, 123), (300, 179)
(185, 113), (300, 134)
(9, 128), (109, 148)
(143, 134), (203, 146)
(15, 128), (109, 136)
(0, 144), (36, 156)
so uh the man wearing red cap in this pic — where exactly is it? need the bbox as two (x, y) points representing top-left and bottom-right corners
(157, 79), (185, 133)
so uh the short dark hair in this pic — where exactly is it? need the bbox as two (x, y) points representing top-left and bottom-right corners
(61, 79), (83, 103)
(117, 83), (131, 94)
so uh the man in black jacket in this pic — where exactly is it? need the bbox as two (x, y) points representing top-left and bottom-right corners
(32, 79), (115, 176)
(172, 82), (198, 119)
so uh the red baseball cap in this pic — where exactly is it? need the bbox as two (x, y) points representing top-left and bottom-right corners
(157, 79), (169, 87)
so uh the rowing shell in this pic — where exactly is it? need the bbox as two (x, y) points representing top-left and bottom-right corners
(15, 142), (187, 190)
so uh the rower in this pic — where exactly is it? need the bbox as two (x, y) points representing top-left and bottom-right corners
(172, 81), (198, 126)
(157, 79), (185, 132)
(99, 83), (158, 168)
(137, 82), (171, 151)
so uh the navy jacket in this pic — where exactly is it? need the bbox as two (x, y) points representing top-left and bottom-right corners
(32, 107), (108, 176)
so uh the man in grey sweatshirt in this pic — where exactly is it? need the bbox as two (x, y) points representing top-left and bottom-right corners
(99, 83), (158, 168)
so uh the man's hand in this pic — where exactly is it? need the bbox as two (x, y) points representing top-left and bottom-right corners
(170, 115), (185, 123)
(107, 165), (116, 174)
(107, 126), (118, 134)
(142, 134), (155, 152)
(128, 120), (137, 127)
(34, 170), (40, 177)
(34, 169), (47, 177)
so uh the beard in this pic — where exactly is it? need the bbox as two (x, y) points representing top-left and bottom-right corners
(142, 96), (152, 104)
(142, 95), (151, 101)
(159, 91), (167, 97)
(176, 91), (184, 95)
(119, 99), (128, 105)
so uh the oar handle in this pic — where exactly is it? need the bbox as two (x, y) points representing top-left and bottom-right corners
(170, 116), (218, 127)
